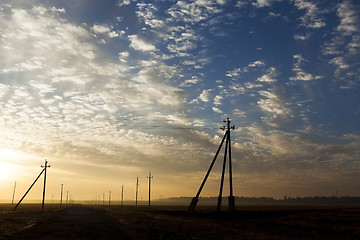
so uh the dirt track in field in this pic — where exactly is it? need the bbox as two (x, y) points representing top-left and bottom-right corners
(0, 205), (130, 240)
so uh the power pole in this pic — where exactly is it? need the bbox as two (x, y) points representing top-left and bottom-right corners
(12, 181), (16, 204)
(109, 190), (111, 206)
(189, 118), (235, 212)
(147, 172), (153, 207)
(60, 184), (63, 207)
(135, 177), (139, 206)
(14, 162), (46, 210)
(41, 159), (51, 212)
(103, 192), (105, 206)
(121, 185), (124, 206)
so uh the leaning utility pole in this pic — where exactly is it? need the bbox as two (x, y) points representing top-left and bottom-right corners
(147, 172), (153, 207)
(12, 181), (16, 204)
(14, 159), (50, 211)
(135, 177), (139, 206)
(188, 118), (235, 212)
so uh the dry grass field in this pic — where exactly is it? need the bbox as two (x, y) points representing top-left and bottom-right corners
(0, 203), (359, 239)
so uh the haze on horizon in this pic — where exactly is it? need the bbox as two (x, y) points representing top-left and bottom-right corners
(1, 0), (359, 203)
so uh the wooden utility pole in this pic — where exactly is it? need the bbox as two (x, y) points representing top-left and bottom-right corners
(14, 160), (50, 211)
(135, 177), (139, 206)
(41, 159), (50, 212)
(12, 181), (16, 204)
(121, 185), (124, 206)
(60, 184), (63, 207)
(147, 172), (153, 207)
(189, 118), (235, 211)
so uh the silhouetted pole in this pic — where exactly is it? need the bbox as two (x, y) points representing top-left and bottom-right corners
(136, 177), (139, 206)
(14, 168), (45, 210)
(217, 131), (229, 212)
(41, 159), (50, 212)
(227, 121), (235, 211)
(121, 185), (124, 206)
(188, 132), (227, 211)
(109, 191), (111, 206)
(189, 118), (235, 212)
(147, 172), (153, 207)
(60, 184), (63, 207)
(12, 181), (16, 204)
(103, 192), (105, 206)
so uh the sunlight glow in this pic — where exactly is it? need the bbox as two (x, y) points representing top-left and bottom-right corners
(0, 148), (20, 180)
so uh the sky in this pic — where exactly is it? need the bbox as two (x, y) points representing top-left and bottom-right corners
(0, 0), (359, 203)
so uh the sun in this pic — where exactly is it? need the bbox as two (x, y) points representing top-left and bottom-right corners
(0, 162), (11, 180)
(0, 148), (18, 180)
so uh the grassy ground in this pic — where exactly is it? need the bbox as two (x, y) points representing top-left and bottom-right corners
(0, 204), (359, 239)
(93, 205), (360, 240)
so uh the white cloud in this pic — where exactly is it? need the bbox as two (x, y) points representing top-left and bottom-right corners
(257, 89), (292, 127)
(117, 0), (132, 7)
(128, 35), (156, 51)
(252, 0), (273, 8)
(199, 89), (212, 102)
(336, 0), (359, 35)
(91, 24), (111, 34)
(235, 1), (248, 8)
(294, 33), (310, 40)
(166, 0), (224, 24)
(257, 74), (276, 83)
(180, 76), (201, 87)
(212, 106), (223, 114)
(213, 95), (223, 106)
(136, 3), (165, 29)
(232, 108), (246, 118)
(289, 54), (322, 81)
(118, 51), (129, 62)
(248, 60), (265, 67)
(293, 0), (325, 28)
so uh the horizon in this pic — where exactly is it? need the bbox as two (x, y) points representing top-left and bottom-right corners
(1, 0), (360, 202)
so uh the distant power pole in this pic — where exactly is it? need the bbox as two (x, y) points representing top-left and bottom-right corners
(103, 192), (105, 206)
(60, 184), (63, 207)
(12, 181), (16, 204)
(109, 190), (111, 206)
(121, 185), (124, 206)
(41, 159), (51, 212)
(135, 177), (139, 206)
(147, 172), (153, 207)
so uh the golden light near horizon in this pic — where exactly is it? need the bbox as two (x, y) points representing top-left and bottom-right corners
(0, 148), (18, 180)
(0, 162), (11, 180)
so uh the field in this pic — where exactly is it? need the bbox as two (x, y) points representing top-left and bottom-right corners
(0, 203), (359, 239)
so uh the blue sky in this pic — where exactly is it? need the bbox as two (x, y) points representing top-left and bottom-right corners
(0, 0), (359, 202)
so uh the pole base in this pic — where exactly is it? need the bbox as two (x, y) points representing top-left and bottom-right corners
(217, 196), (222, 212)
(188, 197), (198, 211)
(228, 196), (235, 211)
